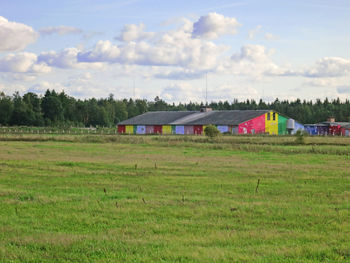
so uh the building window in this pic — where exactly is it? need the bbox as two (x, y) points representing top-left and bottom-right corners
(273, 112), (276, 121)
(267, 113), (270, 120)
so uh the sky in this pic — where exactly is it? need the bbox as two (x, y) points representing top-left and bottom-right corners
(0, 0), (350, 103)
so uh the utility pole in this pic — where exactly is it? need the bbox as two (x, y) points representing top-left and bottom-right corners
(205, 72), (208, 106)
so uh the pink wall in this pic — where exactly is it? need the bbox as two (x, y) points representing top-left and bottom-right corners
(238, 115), (265, 134)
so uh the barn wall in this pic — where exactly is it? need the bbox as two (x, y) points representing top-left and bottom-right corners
(265, 112), (278, 135)
(217, 125), (229, 133)
(162, 125), (172, 134)
(291, 122), (305, 134)
(154, 125), (162, 134)
(193, 125), (203, 135)
(175, 126), (184, 134)
(146, 125), (154, 134)
(305, 125), (317, 135)
(136, 125), (146, 134)
(329, 125), (341, 135)
(184, 126), (194, 135)
(117, 125), (125, 134)
(344, 129), (350, 136)
(278, 115), (288, 135)
(125, 125), (134, 134)
(238, 114), (265, 134)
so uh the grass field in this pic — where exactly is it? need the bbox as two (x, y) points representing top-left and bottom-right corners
(0, 134), (349, 262)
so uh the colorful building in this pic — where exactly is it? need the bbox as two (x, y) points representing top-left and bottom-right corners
(304, 118), (350, 136)
(117, 109), (303, 135)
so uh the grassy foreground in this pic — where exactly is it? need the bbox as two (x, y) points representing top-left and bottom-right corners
(0, 135), (349, 262)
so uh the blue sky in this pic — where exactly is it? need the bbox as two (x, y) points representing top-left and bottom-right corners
(1, 0), (350, 102)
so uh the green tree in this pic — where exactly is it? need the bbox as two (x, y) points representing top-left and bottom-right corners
(204, 125), (220, 138)
(0, 92), (14, 125)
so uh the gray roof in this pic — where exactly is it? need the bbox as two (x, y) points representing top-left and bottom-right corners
(306, 122), (350, 127)
(118, 111), (195, 125)
(118, 110), (271, 126)
(183, 110), (270, 125)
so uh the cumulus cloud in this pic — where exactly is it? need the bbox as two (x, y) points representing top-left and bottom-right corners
(219, 44), (293, 77)
(29, 81), (66, 94)
(0, 16), (38, 51)
(337, 85), (350, 94)
(39, 26), (83, 36)
(264, 33), (277, 40)
(0, 83), (27, 95)
(304, 78), (337, 87)
(78, 23), (228, 70)
(248, 25), (262, 39)
(303, 57), (350, 78)
(161, 83), (202, 102)
(160, 82), (259, 103)
(154, 68), (206, 80)
(116, 23), (155, 42)
(211, 84), (259, 101)
(39, 48), (104, 69)
(77, 40), (120, 62)
(192, 12), (241, 39)
(0, 52), (51, 73)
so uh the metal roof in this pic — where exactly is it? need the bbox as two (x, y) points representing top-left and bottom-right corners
(118, 111), (196, 125)
(118, 110), (271, 126)
(306, 122), (350, 127)
(182, 110), (270, 125)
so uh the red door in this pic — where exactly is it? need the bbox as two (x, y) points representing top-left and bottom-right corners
(154, 125), (162, 134)
(117, 125), (125, 134)
(194, 125), (203, 135)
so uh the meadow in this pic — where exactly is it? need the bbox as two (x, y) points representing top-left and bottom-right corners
(0, 134), (349, 262)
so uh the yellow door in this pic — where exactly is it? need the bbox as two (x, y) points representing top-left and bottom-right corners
(265, 112), (278, 135)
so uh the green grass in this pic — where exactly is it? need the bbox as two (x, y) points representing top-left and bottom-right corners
(0, 135), (349, 262)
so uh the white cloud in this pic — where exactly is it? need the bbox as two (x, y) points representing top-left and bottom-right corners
(160, 82), (259, 103)
(304, 78), (337, 87)
(78, 22), (228, 70)
(0, 82), (27, 95)
(248, 25), (262, 39)
(0, 52), (51, 73)
(116, 23), (155, 42)
(192, 12), (241, 39)
(211, 84), (259, 101)
(77, 40), (120, 62)
(39, 26), (82, 36)
(219, 44), (293, 78)
(303, 57), (350, 78)
(337, 85), (350, 94)
(161, 83), (202, 102)
(154, 68), (206, 80)
(39, 47), (104, 69)
(264, 33), (277, 40)
(29, 81), (66, 94)
(0, 16), (38, 51)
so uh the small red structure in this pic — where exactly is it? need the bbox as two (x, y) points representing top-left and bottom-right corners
(117, 125), (126, 134)
(193, 125), (203, 135)
(328, 124), (341, 135)
(154, 125), (162, 134)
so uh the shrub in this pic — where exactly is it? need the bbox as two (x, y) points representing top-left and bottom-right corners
(294, 130), (307, 144)
(204, 125), (220, 138)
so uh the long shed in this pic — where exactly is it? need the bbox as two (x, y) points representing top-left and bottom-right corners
(117, 110), (303, 135)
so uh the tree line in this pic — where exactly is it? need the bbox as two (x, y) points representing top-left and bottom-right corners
(0, 89), (349, 127)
